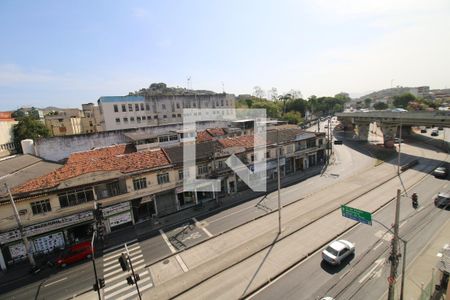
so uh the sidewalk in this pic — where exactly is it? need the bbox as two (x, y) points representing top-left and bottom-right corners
(401, 218), (450, 300)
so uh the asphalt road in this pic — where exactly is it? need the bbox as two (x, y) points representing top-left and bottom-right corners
(250, 171), (450, 300)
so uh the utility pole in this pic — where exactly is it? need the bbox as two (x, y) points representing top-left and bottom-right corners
(388, 189), (401, 300)
(91, 231), (102, 300)
(5, 183), (35, 267)
(276, 134), (281, 234)
(397, 123), (402, 175)
(400, 240), (407, 300)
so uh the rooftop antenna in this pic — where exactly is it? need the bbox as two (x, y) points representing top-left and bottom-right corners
(187, 76), (192, 90)
(221, 81), (225, 93)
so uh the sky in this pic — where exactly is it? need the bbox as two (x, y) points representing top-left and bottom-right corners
(1, 0), (450, 110)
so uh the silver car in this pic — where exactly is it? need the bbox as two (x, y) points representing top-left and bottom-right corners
(322, 240), (355, 265)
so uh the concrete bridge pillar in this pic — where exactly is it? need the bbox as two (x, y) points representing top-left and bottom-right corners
(355, 123), (370, 141)
(380, 124), (398, 148)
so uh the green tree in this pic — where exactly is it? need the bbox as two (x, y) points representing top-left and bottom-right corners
(282, 111), (303, 124)
(285, 98), (308, 116)
(251, 101), (281, 119)
(373, 102), (388, 110)
(393, 93), (416, 108)
(364, 98), (372, 108)
(13, 116), (51, 145)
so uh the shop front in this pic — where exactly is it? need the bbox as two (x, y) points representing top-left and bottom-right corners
(132, 195), (156, 223)
(102, 202), (134, 232)
(0, 210), (93, 269)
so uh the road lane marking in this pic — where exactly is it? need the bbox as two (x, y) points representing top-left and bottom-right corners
(104, 264), (146, 284)
(103, 239), (138, 254)
(373, 241), (384, 250)
(417, 206), (424, 212)
(103, 244), (141, 261)
(208, 204), (255, 224)
(44, 277), (67, 287)
(159, 229), (177, 253)
(104, 260), (145, 278)
(176, 254), (189, 272)
(358, 258), (385, 283)
(193, 217), (213, 238)
(399, 220), (408, 228)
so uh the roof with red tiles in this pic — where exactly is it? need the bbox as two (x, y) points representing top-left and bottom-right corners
(218, 135), (260, 149)
(12, 145), (171, 195)
(196, 128), (227, 143)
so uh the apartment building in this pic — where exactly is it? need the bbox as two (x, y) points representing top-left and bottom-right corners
(98, 93), (236, 131)
(0, 112), (18, 157)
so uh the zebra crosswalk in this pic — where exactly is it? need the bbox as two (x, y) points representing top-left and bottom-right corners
(102, 242), (153, 300)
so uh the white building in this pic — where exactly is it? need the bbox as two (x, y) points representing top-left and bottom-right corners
(98, 93), (236, 131)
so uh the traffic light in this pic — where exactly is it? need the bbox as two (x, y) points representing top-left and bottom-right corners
(94, 203), (103, 221)
(97, 224), (105, 239)
(412, 193), (418, 209)
(98, 278), (105, 289)
(93, 278), (105, 291)
(118, 253), (130, 271)
(127, 275), (134, 285)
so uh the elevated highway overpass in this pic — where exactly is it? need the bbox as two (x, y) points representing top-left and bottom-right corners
(335, 111), (450, 146)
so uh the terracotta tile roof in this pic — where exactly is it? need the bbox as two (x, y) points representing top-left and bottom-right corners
(196, 131), (214, 142)
(196, 128), (227, 143)
(12, 145), (170, 194)
(218, 135), (259, 149)
(206, 128), (226, 137)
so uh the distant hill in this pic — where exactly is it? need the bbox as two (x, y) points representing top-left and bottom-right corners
(128, 82), (220, 97)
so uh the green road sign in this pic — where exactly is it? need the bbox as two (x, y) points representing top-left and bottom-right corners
(341, 205), (372, 225)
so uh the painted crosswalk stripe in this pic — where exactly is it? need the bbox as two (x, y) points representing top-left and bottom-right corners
(103, 244), (141, 261)
(104, 270), (149, 292)
(105, 276), (152, 299)
(103, 251), (143, 267)
(193, 217), (213, 238)
(114, 281), (154, 300)
(105, 264), (146, 284)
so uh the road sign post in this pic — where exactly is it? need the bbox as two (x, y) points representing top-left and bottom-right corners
(341, 205), (372, 225)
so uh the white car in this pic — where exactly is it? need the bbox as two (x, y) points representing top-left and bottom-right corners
(322, 240), (355, 265)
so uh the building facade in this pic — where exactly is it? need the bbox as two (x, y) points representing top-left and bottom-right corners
(98, 93), (236, 131)
(0, 112), (18, 157)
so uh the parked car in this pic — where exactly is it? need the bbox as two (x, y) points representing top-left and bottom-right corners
(322, 240), (355, 265)
(420, 129), (427, 133)
(438, 127), (444, 130)
(434, 191), (450, 208)
(56, 241), (93, 267)
(334, 140), (343, 145)
(431, 130), (439, 136)
(433, 166), (448, 178)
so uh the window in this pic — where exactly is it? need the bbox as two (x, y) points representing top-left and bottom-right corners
(123, 117), (128, 123)
(177, 114), (181, 118)
(266, 151), (270, 158)
(31, 199), (51, 215)
(162, 104), (166, 110)
(137, 117), (141, 123)
(176, 103), (180, 109)
(226, 100), (229, 106)
(58, 188), (94, 208)
(134, 103), (139, 111)
(142, 116), (146, 120)
(198, 165), (208, 175)
(128, 104), (133, 111)
(221, 100), (224, 106)
(133, 178), (147, 190)
(122, 104), (126, 112)
(157, 173), (170, 184)
(163, 115), (167, 119)
(172, 114), (176, 118)
(154, 115), (158, 119)
(115, 118), (120, 123)
(114, 105), (119, 112)
(140, 103), (144, 111)
(145, 103), (150, 111)
(217, 160), (224, 169)
(130, 117), (135, 122)
(250, 154), (255, 162)
(169, 135), (178, 141)
(148, 115), (152, 120)
(178, 169), (184, 180)
(159, 136), (169, 142)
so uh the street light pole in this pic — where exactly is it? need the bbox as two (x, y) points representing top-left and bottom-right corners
(91, 231), (101, 300)
(400, 240), (407, 300)
(5, 183), (35, 267)
(388, 189), (401, 300)
(277, 140), (281, 234)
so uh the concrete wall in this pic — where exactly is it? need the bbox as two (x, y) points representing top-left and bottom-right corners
(34, 120), (230, 162)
